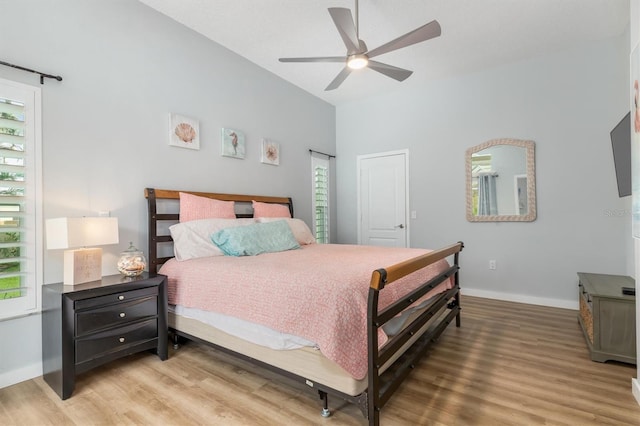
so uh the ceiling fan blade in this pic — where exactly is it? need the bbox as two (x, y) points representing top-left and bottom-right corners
(367, 20), (441, 59)
(328, 7), (361, 55)
(325, 67), (352, 91)
(367, 60), (413, 82)
(279, 56), (346, 63)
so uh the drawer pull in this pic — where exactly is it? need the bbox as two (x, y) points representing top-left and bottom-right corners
(119, 312), (126, 318)
(119, 337), (125, 343)
(118, 295), (125, 301)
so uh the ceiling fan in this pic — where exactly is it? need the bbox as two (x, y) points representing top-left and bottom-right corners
(279, 0), (441, 91)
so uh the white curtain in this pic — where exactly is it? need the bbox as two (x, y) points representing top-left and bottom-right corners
(477, 173), (498, 215)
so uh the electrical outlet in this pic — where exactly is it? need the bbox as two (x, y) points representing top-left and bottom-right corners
(489, 260), (496, 270)
(98, 211), (110, 217)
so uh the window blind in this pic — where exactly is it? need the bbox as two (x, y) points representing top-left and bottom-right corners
(312, 156), (330, 244)
(0, 79), (41, 319)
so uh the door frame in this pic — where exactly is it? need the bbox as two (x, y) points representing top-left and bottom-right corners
(356, 149), (410, 247)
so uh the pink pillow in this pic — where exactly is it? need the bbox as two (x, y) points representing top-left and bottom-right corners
(252, 200), (291, 218)
(179, 192), (236, 222)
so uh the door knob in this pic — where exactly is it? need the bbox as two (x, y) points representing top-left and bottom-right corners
(396, 224), (404, 229)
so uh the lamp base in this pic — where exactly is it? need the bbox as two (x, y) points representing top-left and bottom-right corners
(63, 248), (103, 285)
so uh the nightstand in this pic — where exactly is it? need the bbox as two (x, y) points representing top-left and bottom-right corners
(42, 272), (168, 399)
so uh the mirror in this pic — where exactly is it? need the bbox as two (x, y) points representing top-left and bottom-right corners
(466, 139), (536, 222)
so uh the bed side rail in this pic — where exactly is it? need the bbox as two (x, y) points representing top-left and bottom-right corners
(366, 241), (463, 426)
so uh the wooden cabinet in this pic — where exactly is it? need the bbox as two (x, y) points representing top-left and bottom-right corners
(42, 273), (168, 399)
(577, 272), (636, 364)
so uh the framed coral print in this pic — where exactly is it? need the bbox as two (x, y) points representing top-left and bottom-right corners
(221, 128), (245, 159)
(169, 114), (199, 150)
(632, 43), (640, 238)
(261, 139), (280, 166)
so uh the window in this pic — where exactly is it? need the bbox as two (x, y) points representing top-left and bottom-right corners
(0, 79), (42, 320)
(311, 155), (330, 243)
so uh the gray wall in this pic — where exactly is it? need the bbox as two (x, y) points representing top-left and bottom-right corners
(0, 0), (335, 388)
(336, 33), (631, 308)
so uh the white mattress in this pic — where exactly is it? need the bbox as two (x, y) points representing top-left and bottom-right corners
(170, 294), (436, 352)
(171, 304), (317, 350)
(169, 296), (449, 397)
(170, 311), (369, 396)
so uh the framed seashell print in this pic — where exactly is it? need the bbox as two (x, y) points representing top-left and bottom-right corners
(221, 128), (245, 159)
(261, 138), (280, 166)
(169, 113), (200, 150)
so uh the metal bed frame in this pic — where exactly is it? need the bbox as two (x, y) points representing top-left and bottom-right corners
(145, 187), (463, 426)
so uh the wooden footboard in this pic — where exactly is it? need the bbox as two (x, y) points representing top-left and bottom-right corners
(145, 188), (462, 425)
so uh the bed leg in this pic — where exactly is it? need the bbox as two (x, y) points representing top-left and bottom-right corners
(172, 332), (180, 350)
(318, 390), (331, 418)
(455, 291), (461, 327)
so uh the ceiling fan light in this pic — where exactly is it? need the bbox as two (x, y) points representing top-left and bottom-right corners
(347, 55), (368, 70)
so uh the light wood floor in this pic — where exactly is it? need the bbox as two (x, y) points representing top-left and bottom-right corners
(1, 296), (639, 425)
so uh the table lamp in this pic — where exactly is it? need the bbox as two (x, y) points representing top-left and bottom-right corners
(46, 217), (119, 285)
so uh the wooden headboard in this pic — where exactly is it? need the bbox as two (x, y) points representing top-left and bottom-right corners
(144, 188), (294, 274)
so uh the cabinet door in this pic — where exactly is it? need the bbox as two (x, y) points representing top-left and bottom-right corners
(598, 299), (636, 357)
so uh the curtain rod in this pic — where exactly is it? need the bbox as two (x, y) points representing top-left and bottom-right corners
(0, 60), (63, 85)
(309, 149), (336, 159)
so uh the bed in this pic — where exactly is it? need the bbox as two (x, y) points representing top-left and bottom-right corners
(145, 188), (463, 426)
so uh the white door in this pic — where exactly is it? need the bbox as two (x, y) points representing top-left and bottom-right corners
(357, 150), (409, 247)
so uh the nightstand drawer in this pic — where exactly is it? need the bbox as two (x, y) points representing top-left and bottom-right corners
(75, 296), (158, 336)
(75, 318), (158, 364)
(74, 286), (158, 311)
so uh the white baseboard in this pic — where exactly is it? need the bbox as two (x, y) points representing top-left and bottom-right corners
(633, 378), (640, 406)
(0, 363), (41, 390)
(461, 287), (578, 310)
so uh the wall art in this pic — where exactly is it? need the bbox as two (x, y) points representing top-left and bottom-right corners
(221, 128), (245, 159)
(169, 113), (199, 150)
(261, 139), (280, 166)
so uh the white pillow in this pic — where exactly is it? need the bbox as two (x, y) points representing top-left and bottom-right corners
(169, 218), (256, 260)
(257, 218), (316, 245)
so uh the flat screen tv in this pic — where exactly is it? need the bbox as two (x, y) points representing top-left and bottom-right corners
(610, 112), (631, 197)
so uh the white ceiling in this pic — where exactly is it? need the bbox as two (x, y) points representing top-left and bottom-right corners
(139, 0), (629, 106)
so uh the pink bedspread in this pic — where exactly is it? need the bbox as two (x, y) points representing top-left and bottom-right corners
(160, 243), (452, 380)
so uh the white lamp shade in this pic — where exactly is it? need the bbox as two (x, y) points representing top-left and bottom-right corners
(46, 217), (119, 249)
